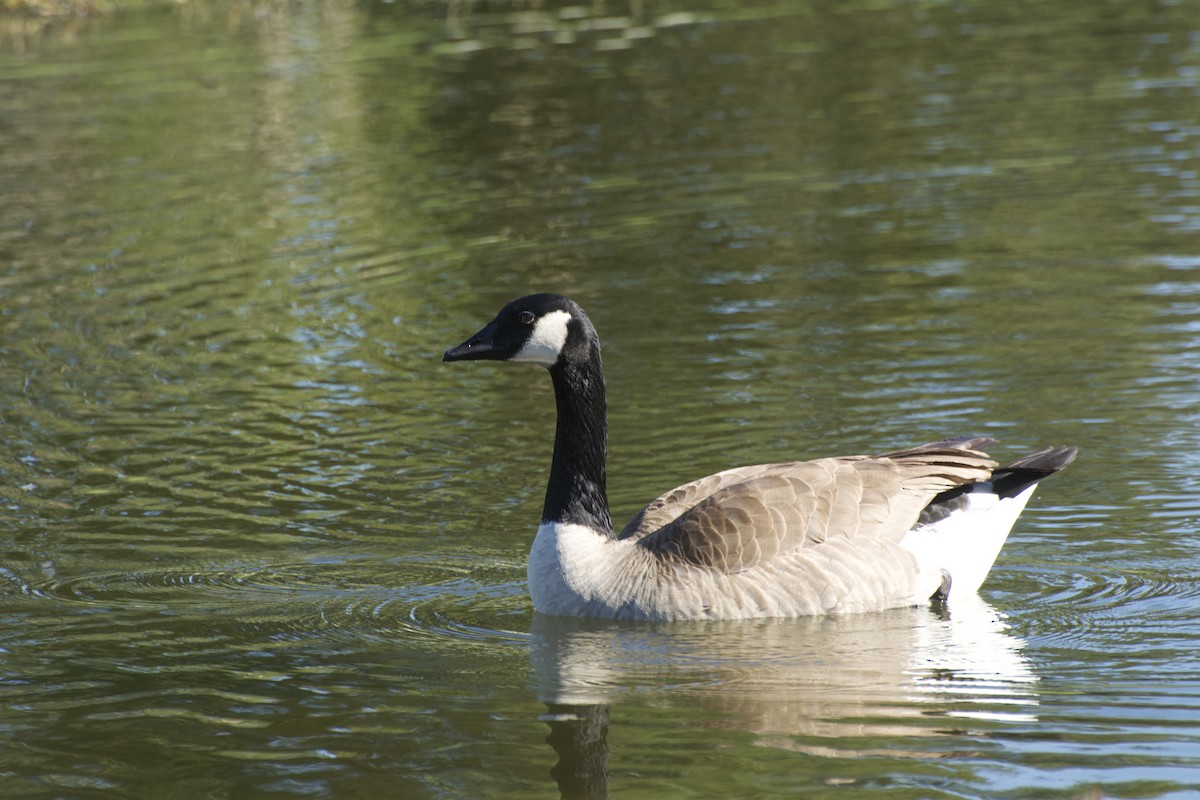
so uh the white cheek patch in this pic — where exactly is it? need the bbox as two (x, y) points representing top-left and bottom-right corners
(512, 309), (571, 366)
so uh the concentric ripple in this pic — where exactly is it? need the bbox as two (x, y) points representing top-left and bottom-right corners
(12, 558), (532, 651)
(21, 563), (314, 605)
(1010, 563), (1200, 650)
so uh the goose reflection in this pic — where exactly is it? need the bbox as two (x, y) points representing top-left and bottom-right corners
(530, 595), (1035, 798)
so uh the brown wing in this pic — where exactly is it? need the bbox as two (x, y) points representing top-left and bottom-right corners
(617, 462), (811, 542)
(628, 440), (998, 575)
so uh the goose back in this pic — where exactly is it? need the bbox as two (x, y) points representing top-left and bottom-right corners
(622, 441), (998, 576)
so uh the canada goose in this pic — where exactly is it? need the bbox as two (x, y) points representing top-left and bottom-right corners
(444, 293), (1077, 620)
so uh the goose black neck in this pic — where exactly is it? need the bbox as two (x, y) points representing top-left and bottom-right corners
(543, 345), (613, 535)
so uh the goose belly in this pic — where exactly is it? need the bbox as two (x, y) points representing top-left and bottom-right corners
(691, 539), (926, 620)
(528, 522), (928, 620)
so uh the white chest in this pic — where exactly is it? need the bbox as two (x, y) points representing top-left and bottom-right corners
(527, 521), (630, 616)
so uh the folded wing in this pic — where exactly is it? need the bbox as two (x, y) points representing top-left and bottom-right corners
(625, 439), (999, 575)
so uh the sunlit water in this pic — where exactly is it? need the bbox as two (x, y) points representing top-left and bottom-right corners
(2, 0), (1200, 797)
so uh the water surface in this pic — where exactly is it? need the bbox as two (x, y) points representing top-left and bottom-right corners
(2, 1), (1200, 797)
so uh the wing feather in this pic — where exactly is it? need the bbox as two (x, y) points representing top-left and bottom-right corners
(630, 442), (998, 575)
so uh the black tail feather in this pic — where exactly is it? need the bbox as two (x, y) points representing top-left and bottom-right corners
(916, 443), (1077, 526)
(989, 445), (1078, 499)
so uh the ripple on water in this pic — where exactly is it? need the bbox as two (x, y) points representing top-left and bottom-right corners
(11, 559), (531, 652)
(1010, 562), (1200, 655)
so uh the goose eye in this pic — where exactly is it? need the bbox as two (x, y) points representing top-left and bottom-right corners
(518, 311), (536, 325)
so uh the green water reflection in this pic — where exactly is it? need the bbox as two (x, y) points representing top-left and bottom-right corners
(2, 0), (1200, 797)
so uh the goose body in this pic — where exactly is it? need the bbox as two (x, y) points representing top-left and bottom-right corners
(444, 294), (1076, 621)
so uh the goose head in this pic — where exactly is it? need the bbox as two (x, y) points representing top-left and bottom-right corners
(442, 293), (595, 369)
(443, 293), (613, 534)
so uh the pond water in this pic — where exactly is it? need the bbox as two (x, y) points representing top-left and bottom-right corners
(3, 0), (1200, 797)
